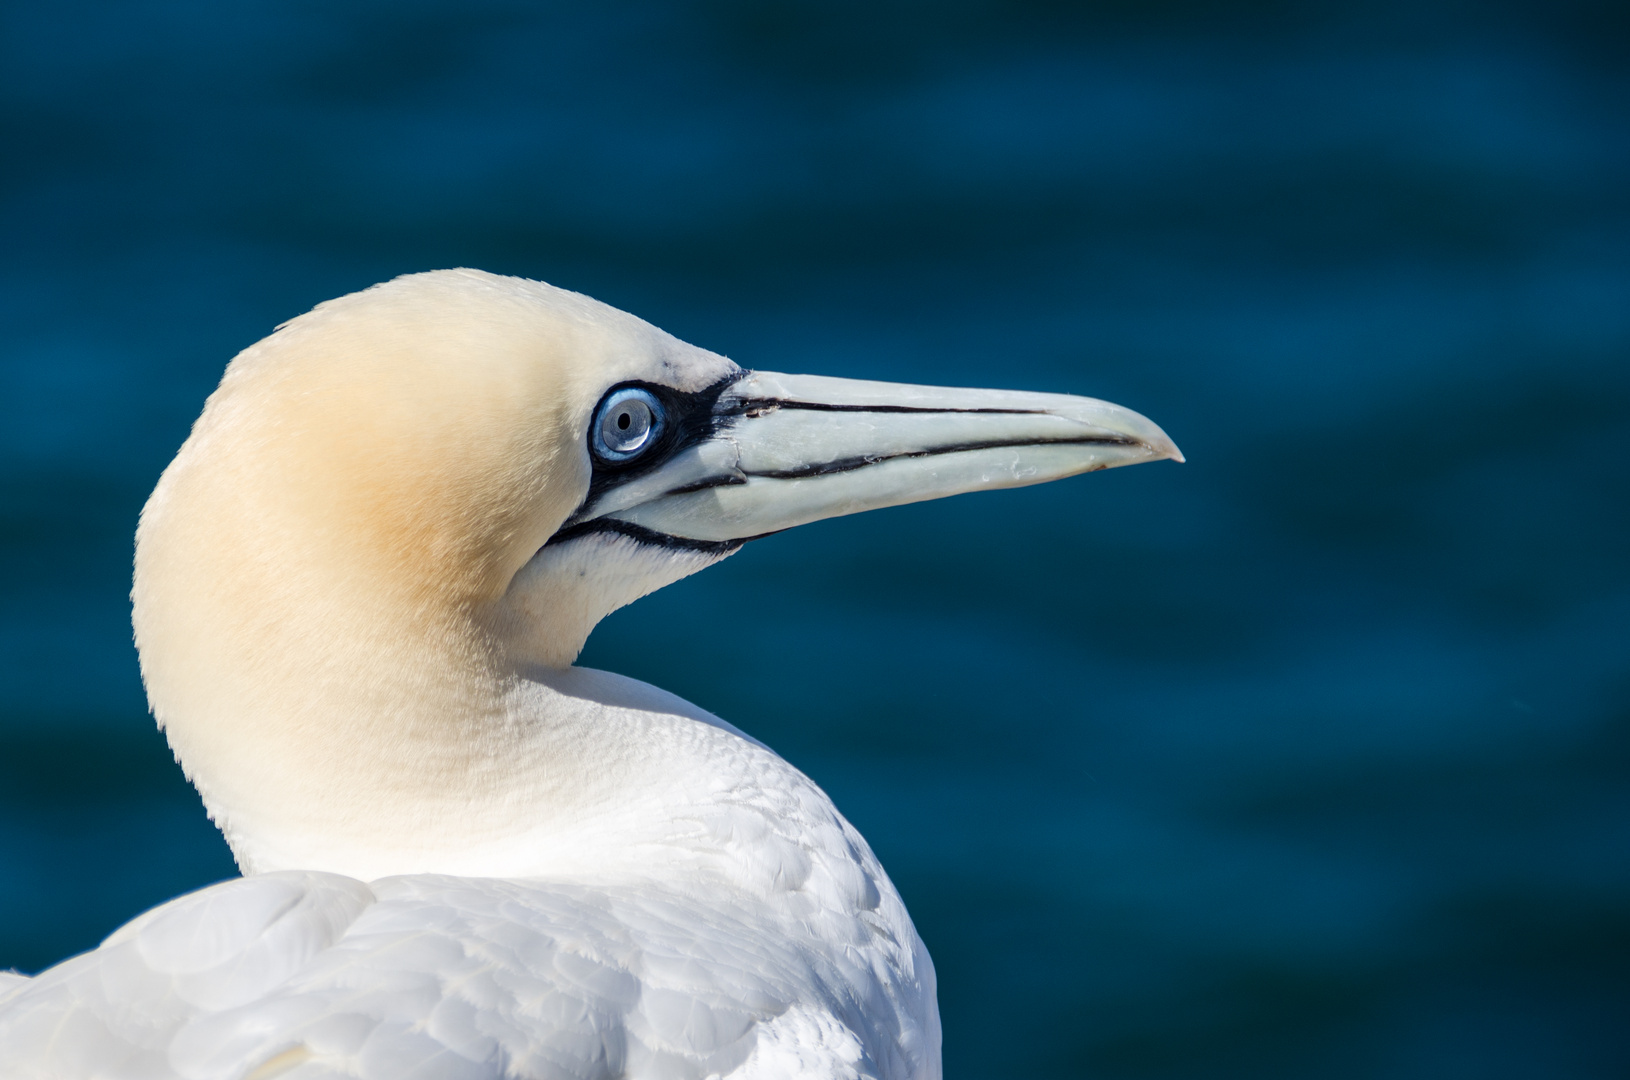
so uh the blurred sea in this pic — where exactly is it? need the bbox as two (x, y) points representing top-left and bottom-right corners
(1, 2), (1626, 1076)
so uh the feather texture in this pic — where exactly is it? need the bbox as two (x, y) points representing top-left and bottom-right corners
(0, 868), (935, 1079)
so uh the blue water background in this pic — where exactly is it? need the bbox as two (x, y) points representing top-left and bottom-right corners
(1, 2), (1627, 1076)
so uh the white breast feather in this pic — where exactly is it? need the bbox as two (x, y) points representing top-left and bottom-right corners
(0, 856), (934, 1079)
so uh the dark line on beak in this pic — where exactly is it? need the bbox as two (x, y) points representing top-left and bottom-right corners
(545, 518), (772, 555)
(730, 397), (1048, 416)
(560, 433), (1145, 541)
(665, 474), (749, 496)
(741, 433), (1145, 481)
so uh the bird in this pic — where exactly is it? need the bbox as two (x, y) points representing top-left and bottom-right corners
(0, 269), (1181, 1079)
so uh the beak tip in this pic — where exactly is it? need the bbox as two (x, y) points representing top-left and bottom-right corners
(1138, 430), (1183, 464)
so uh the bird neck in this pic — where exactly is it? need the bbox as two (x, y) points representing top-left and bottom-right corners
(134, 504), (765, 881)
(143, 592), (754, 880)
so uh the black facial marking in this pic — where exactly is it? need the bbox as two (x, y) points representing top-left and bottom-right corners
(545, 518), (767, 556)
(539, 372), (747, 555)
(581, 374), (741, 504)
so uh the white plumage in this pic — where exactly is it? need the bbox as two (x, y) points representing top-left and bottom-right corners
(4, 870), (917, 1079)
(0, 270), (1178, 1078)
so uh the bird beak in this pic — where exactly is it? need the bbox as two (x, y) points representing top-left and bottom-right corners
(557, 370), (1183, 549)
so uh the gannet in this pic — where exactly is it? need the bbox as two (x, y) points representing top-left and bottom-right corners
(0, 270), (1180, 1079)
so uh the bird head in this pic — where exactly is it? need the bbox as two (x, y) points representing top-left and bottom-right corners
(132, 269), (1179, 866)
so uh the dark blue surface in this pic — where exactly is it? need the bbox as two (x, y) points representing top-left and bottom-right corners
(2, 2), (1627, 1076)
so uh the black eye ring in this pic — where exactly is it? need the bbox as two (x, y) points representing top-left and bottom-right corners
(591, 386), (665, 463)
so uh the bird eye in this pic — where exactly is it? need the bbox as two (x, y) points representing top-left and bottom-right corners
(591, 387), (664, 462)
